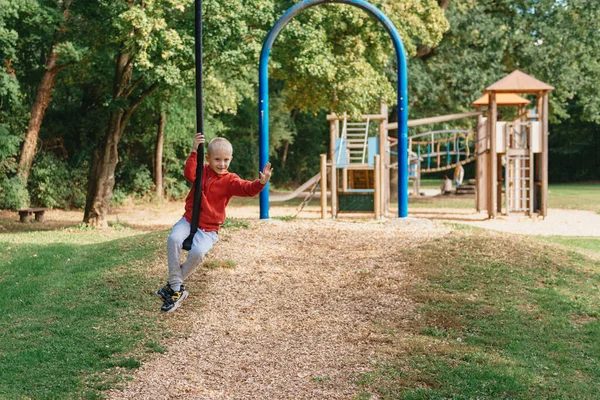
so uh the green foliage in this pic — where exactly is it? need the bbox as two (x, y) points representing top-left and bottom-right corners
(270, 109), (329, 186)
(549, 100), (600, 183)
(2, 0), (597, 213)
(28, 153), (85, 209)
(221, 217), (249, 230)
(0, 124), (21, 175)
(0, 175), (29, 210)
(409, 0), (600, 123)
(272, 0), (449, 115)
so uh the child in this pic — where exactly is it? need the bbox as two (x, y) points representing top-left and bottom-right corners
(453, 164), (464, 188)
(440, 175), (453, 195)
(156, 133), (273, 312)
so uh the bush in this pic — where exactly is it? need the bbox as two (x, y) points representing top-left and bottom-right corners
(164, 175), (190, 200)
(28, 153), (82, 209)
(131, 167), (154, 198)
(0, 176), (30, 210)
(114, 164), (155, 200)
(110, 188), (128, 207)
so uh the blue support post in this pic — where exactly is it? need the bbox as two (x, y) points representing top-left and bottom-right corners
(258, 0), (409, 219)
(427, 144), (431, 169)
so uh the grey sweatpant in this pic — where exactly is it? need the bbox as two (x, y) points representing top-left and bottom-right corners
(167, 217), (218, 290)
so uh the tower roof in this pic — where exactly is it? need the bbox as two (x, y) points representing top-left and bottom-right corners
(472, 93), (531, 107)
(485, 70), (554, 93)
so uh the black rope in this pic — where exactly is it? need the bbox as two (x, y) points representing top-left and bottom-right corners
(183, 0), (204, 251)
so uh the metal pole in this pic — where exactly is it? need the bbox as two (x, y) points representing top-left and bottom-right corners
(182, 0), (204, 250)
(258, 0), (409, 219)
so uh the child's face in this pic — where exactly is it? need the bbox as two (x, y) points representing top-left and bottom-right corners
(206, 147), (232, 175)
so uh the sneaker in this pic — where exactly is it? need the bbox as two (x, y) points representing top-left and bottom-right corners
(155, 283), (185, 301)
(160, 288), (188, 313)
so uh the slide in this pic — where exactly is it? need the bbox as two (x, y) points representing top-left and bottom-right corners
(270, 173), (321, 202)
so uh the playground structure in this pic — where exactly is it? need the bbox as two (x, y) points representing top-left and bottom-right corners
(474, 70), (554, 218)
(255, 2), (552, 220)
(318, 106), (482, 219)
(315, 70), (553, 220)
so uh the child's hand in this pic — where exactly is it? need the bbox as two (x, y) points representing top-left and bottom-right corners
(259, 162), (273, 185)
(193, 133), (205, 151)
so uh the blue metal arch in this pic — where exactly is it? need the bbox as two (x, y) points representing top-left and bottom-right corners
(259, 0), (409, 219)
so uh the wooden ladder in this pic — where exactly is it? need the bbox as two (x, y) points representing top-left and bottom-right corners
(340, 116), (370, 164)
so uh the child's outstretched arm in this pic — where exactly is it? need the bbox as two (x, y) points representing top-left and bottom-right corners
(259, 162), (273, 185)
(228, 162), (273, 197)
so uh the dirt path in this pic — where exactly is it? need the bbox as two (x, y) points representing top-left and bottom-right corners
(105, 218), (448, 399)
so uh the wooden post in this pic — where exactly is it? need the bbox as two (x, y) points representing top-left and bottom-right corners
(528, 113), (535, 216)
(331, 160), (337, 218)
(475, 111), (487, 212)
(330, 119), (338, 218)
(535, 93), (542, 216)
(488, 92), (498, 218)
(541, 92), (549, 217)
(329, 118), (337, 163)
(379, 103), (389, 214)
(320, 154), (327, 219)
(374, 154), (381, 219)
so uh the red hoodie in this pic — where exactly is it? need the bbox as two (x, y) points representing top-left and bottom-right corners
(183, 152), (265, 232)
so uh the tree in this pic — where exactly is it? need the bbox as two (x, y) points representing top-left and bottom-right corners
(155, 110), (166, 198)
(16, 0), (84, 184)
(408, 0), (600, 123)
(270, 0), (449, 115)
(82, 0), (275, 225)
(0, 0), (30, 208)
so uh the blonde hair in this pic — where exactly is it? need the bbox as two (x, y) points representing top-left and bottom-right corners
(207, 137), (233, 155)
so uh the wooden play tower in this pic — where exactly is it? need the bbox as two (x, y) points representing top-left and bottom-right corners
(474, 70), (554, 218)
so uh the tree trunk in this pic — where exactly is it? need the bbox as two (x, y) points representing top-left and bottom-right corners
(155, 111), (165, 198)
(438, 0), (451, 10)
(84, 53), (132, 227)
(281, 140), (289, 169)
(83, 52), (158, 226)
(17, 49), (63, 183)
(84, 112), (124, 227)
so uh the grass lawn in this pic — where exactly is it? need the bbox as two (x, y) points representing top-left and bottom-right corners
(355, 228), (600, 399)
(0, 225), (172, 399)
(230, 181), (600, 213)
(548, 183), (600, 213)
(408, 181), (600, 211)
(535, 236), (600, 259)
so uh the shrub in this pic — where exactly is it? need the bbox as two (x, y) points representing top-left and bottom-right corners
(110, 188), (128, 207)
(131, 167), (154, 198)
(28, 153), (74, 209)
(164, 175), (189, 200)
(0, 175), (30, 210)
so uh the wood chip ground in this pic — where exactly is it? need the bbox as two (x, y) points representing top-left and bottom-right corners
(105, 218), (450, 399)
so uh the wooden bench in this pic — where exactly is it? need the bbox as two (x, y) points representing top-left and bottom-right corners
(18, 208), (47, 223)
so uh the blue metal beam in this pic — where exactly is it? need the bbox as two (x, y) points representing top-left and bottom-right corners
(259, 0), (409, 218)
